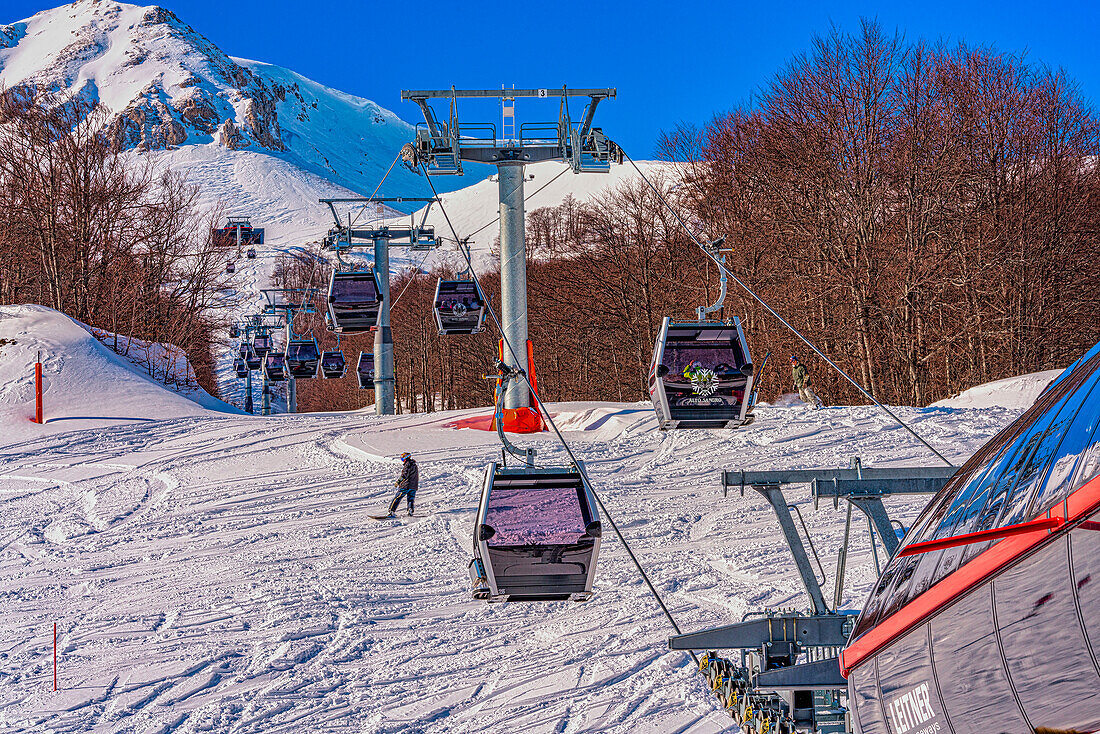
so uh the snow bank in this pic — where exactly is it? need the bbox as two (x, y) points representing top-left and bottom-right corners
(930, 369), (1063, 410)
(0, 304), (241, 437)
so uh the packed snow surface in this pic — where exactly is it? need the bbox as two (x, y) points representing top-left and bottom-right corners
(0, 338), (1031, 731)
(930, 368), (1062, 410)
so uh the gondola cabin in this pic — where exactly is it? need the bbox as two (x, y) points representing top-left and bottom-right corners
(241, 344), (262, 371)
(320, 350), (346, 379)
(356, 351), (375, 389)
(648, 317), (755, 430)
(233, 358), (248, 378)
(469, 464), (601, 603)
(841, 341), (1100, 734)
(212, 218), (264, 248)
(433, 279), (486, 335)
(225, 260), (235, 274)
(326, 271), (382, 334)
(263, 353), (286, 382)
(252, 333), (272, 356)
(285, 339), (320, 379)
(246, 247), (256, 259)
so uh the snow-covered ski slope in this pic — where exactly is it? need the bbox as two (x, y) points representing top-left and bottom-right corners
(0, 307), (1040, 733)
(0, 305), (240, 436)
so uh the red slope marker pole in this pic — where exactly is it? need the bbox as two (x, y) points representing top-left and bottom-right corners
(53, 622), (57, 691)
(34, 351), (43, 424)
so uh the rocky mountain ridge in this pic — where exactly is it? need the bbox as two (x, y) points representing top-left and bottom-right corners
(0, 0), (422, 195)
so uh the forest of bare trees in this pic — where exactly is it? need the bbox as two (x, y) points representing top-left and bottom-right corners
(294, 23), (1100, 413)
(662, 22), (1100, 405)
(0, 86), (232, 392)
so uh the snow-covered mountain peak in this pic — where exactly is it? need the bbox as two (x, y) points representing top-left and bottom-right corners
(0, 0), (422, 195)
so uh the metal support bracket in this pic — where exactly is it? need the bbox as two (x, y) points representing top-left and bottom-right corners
(668, 614), (850, 651)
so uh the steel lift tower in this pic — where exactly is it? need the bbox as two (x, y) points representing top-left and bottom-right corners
(400, 87), (621, 429)
(261, 288), (319, 414)
(320, 198), (439, 416)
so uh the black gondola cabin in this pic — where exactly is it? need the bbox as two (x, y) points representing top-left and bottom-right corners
(252, 333), (272, 356)
(356, 351), (375, 389)
(285, 339), (320, 379)
(469, 464), (601, 603)
(320, 350), (346, 379)
(433, 279), (486, 335)
(263, 353), (286, 382)
(648, 317), (755, 430)
(326, 271), (382, 334)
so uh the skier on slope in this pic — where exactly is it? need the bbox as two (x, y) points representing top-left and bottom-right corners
(791, 355), (824, 409)
(386, 452), (419, 517)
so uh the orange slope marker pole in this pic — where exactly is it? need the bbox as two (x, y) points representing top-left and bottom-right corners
(525, 340), (544, 431)
(34, 350), (43, 424)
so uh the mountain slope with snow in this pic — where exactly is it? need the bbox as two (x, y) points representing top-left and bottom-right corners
(0, 0), (436, 199)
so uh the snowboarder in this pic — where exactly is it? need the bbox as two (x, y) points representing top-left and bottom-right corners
(791, 355), (823, 409)
(386, 452), (418, 517)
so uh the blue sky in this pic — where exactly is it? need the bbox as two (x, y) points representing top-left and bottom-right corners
(7, 0), (1100, 157)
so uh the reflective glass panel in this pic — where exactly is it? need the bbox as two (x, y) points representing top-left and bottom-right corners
(1030, 375), (1100, 516)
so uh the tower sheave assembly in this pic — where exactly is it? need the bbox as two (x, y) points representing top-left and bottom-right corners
(401, 87), (621, 431)
(319, 197), (439, 415)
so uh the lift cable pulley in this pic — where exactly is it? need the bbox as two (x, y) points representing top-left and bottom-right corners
(620, 152), (954, 468)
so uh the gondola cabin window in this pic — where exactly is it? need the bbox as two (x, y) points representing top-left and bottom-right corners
(485, 484), (589, 546)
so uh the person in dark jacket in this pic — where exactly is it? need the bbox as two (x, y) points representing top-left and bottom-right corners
(387, 452), (419, 516)
(791, 355), (823, 409)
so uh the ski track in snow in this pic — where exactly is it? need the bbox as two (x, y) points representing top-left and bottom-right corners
(0, 399), (1020, 733)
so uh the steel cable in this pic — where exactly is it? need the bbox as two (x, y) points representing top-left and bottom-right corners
(620, 152), (954, 468)
(420, 166), (695, 649)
